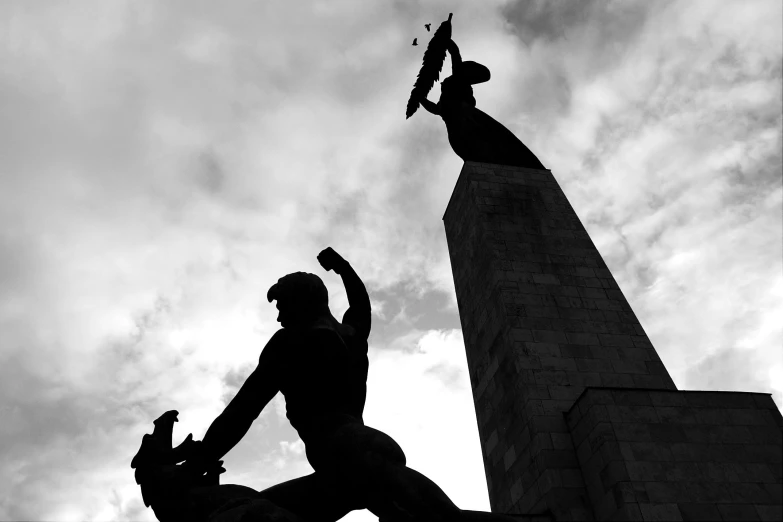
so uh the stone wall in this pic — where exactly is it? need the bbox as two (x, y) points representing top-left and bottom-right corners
(442, 161), (783, 521)
(567, 388), (783, 521)
(442, 162), (677, 520)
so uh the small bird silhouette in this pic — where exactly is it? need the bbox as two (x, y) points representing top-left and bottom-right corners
(425, 23), (431, 31)
(412, 38), (418, 46)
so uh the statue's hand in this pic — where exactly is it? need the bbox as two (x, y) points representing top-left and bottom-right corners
(175, 437), (203, 461)
(179, 440), (222, 477)
(317, 247), (347, 273)
(414, 91), (433, 107)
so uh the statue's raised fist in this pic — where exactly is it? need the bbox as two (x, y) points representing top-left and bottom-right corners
(317, 247), (346, 273)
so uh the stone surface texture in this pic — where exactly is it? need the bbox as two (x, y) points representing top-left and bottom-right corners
(442, 162), (782, 521)
(566, 389), (783, 521)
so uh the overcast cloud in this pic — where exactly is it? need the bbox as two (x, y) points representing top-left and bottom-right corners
(0, 1), (781, 520)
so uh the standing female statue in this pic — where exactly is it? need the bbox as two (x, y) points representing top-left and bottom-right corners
(409, 15), (546, 170)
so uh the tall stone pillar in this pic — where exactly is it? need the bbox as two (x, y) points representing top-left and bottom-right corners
(443, 162), (677, 519)
(444, 162), (782, 522)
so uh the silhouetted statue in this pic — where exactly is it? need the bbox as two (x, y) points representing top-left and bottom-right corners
(131, 410), (305, 521)
(134, 248), (523, 521)
(408, 14), (546, 170)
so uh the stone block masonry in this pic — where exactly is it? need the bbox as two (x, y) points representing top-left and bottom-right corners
(443, 162), (676, 520)
(566, 389), (782, 521)
(442, 162), (783, 520)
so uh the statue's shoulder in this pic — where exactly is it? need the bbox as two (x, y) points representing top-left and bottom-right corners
(345, 324), (358, 339)
(261, 328), (300, 361)
(335, 322), (356, 339)
(270, 327), (296, 343)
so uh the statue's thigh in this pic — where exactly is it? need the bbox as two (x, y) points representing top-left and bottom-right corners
(256, 472), (358, 521)
(332, 424), (407, 470)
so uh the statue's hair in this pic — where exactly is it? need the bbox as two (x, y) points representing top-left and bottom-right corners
(267, 272), (328, 311)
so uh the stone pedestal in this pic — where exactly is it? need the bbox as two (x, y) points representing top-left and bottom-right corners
(568, 388), (782, 521)
(442, 162), (782, 521)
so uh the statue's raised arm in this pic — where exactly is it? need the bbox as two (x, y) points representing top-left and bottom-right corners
(132, 246), (530, 521)
(447, 38), (463, 71)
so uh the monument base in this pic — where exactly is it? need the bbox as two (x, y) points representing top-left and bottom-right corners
(443, 162), (783, 521)
(567, 388), (782, 521)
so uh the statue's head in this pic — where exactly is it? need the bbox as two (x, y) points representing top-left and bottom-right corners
(452, 61), (490, 85)
(439, 62), (489, 109)
(267, 272), (329, 329)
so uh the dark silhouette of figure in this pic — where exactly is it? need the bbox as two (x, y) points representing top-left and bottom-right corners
(417, 39), (546, 170)
(412, 38), (418, 46)
(425, 23), (431, 31)
(131, 410), (304, 521)
(178, 247), (523, 522)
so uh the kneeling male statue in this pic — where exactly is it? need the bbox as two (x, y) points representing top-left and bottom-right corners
(135, 247), (522, 521)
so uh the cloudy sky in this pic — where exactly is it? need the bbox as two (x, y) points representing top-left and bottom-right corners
(0, 0), (781, 520)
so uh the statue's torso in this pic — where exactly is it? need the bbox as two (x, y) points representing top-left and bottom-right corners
(433, 76), (547, 170)
(273, 327), (369, 443)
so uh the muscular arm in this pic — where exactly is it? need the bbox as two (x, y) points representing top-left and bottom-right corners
(317, 247), (371, 340)
(200, 332), (283, 462)
(336, 260), (371, 340)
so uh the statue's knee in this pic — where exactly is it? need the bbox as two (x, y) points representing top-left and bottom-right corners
(361, 446), (405, 475)
(341, 426), (407, 479)
(373, 432), (407, 465)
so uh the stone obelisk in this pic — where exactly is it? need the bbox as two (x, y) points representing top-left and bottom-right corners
(443, 162), (782, 521)
(408, 14), (782, 519)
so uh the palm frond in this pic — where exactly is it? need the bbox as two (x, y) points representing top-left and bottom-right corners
(406, 13), (453, 119)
